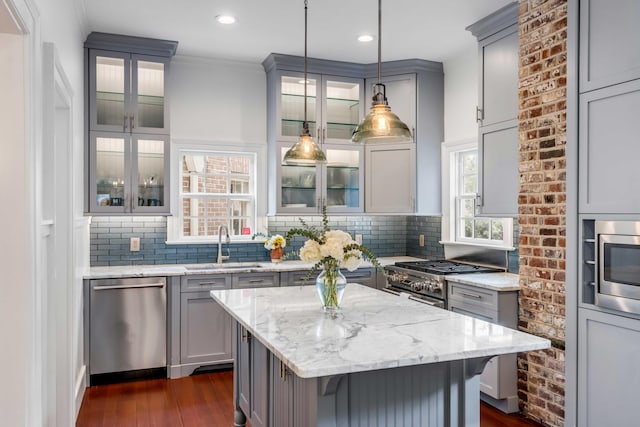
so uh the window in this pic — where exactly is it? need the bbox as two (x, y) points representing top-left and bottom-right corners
(441, 140), (513, 248)
(178, 150), (256, 240)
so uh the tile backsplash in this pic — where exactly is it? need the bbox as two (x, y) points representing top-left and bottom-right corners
(89, 215), (518, 271)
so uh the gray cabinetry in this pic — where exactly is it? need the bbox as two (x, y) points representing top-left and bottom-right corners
(576, 0), (640, 214)
(467, 3), (519, 217)
(263, 54), (443, 216)
(448, 280), (519, 413)
(233, 272), (280, 289)
(579, 0), (640, 92)
(236, 325), (269, 427)
(84, 32), (176, 215)
(280, 267), (378, 289)
(170, 274), (233, 377)
(363, 63), (444, 215)
(577, 308), (640, 427)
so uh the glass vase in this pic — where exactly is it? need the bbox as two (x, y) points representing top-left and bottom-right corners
(316, 265), (347, 313)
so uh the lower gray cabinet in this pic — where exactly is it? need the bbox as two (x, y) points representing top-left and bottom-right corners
(447, 280), (519, 413)
(233, 272), (280, 289)
(578, 307), (640, 427)
(280, 267), (378, 289)
(170, 274), (233, 377)
(237, 325), (269, 427)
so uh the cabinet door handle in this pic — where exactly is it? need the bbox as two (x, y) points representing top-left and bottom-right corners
(248, 279), (264, 283)
(93, 282), (165, 290)
(460, 291), (482, 299)
(130, 114), (134, 130)
(198, 281), (223, 286)
(241, 328), (251, 342)
(123, 114), (128, 132)
(317, 127), (321, 141)
(322, 127), (326, 143)
(476, 106), (484, 122)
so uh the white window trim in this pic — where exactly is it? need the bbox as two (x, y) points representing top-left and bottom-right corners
(166, 139), (268, 244)
(440, 139), (514, 250)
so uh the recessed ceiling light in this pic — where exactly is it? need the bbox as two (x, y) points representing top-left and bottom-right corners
(215, 15), (236, 25)
(358, 35), (374, 42)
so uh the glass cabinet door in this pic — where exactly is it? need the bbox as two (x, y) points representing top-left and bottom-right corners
(278, 143), (320, 213)
(325, 146), (363, 212)
(132, 135), (170, 213)
(278, 73), (321, 141)
(323, 77), (363, 144)
(132, 55), (169, 134)
(90, 132), (128, 212)
(90, 50), (131, 132)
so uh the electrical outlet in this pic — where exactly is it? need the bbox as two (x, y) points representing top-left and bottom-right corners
(130, 237), (140, 252)
(355, 234), (363, 245)
(419, 234), (425, 247)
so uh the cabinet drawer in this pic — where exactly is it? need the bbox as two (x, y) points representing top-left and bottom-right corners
(449, 302), (496, 323)
(181, 274), (231, 292)
(343, 268), (376, 288)
(280, 271), (315, 287)
(233, 272), (280, 289)
(448, 281), (498, 311)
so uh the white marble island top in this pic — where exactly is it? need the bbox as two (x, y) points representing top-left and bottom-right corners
(447, 272), (520, 291)
(210, 284), (549, 379)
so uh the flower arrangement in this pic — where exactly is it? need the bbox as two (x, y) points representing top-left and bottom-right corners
(263, 234), (286, 251)
(253, 233), (286, 262)
(286, 207), (380, 311)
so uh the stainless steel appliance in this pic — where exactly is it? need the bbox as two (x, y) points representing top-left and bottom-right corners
(383, 260), (503, 308)
(90, 277), (167, 382)
(596, 220), (640, 314)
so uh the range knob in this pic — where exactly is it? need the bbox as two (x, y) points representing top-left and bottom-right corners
(431, 283), (442, 294)
(412, 282), (424, 292)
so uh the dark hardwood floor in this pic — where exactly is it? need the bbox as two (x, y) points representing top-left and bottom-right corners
(76, 369), (543, 426)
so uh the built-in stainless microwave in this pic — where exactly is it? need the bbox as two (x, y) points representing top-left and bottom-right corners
(596, 220), (640, 314)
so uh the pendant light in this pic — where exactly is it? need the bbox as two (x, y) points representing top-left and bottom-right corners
(351, 0), (413, 143)
(283, 0), (327, 165)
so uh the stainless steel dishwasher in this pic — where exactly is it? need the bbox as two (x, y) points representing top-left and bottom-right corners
(89, 277), (167, 381)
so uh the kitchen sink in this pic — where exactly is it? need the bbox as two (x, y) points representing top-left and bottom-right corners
(183, 263), (264, 271)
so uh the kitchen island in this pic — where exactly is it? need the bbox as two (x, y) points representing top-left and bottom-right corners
(210, 284), (549, 427)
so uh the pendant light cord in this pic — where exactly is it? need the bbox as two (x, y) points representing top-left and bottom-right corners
(303, 0), (309, 135)
(377, 0), (381, 84)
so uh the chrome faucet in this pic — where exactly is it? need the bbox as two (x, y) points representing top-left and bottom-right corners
(217, 225), (230, 264)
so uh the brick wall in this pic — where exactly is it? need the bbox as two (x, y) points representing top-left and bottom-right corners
(517, 0), (567, 425)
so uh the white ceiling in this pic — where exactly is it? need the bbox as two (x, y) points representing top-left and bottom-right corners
(83, 0), (515, 64)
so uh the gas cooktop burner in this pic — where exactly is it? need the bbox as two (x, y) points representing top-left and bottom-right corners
(394, 260), (502, 275)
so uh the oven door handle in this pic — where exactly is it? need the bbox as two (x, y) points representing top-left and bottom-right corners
(408, 295), (439, 306)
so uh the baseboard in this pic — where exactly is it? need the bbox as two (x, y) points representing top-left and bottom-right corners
(74, 365), (86, 420)
(169, 360), (233, 379)
(480, 391), (519, 414)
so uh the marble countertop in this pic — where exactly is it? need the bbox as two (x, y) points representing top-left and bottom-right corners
(446, 272), (520, 291)
(210, 284), (549, 379)
(85, 256), (422, 279)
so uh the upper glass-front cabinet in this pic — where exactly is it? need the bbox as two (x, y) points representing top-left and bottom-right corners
(89, 131), (170, 214)
(90, 49), (169, 134)
(277, 142), (363, 214)
(277, 72), (363, 144)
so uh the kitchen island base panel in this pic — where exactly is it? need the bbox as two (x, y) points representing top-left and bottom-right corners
(234, 323), (491, 427)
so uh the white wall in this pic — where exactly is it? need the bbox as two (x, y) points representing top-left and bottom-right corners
(169, 55), (267, 144)
(0, 0), (88, 424)
(443, 45), (478, 142)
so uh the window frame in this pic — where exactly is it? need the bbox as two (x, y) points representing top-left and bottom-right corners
(166, 140), (267, 244)
(441, 139), (514, 250)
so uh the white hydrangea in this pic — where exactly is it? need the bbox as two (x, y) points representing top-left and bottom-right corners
(342, 250), (362, 271)
(299, 239), (322, 263)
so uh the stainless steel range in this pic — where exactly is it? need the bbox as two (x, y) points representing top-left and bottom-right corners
(383, 260), (503, 308)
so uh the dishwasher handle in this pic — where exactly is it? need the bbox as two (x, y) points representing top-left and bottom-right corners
(93, 282), (165, 291)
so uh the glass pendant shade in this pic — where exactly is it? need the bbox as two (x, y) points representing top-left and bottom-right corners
(283, 131), (326, 165)
(352, 99), (413, 143)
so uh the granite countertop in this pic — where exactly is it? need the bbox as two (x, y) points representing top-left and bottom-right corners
(210, 284), (549, 378)
(446, 272), (520, 291)
(84, 256), (423, 279)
